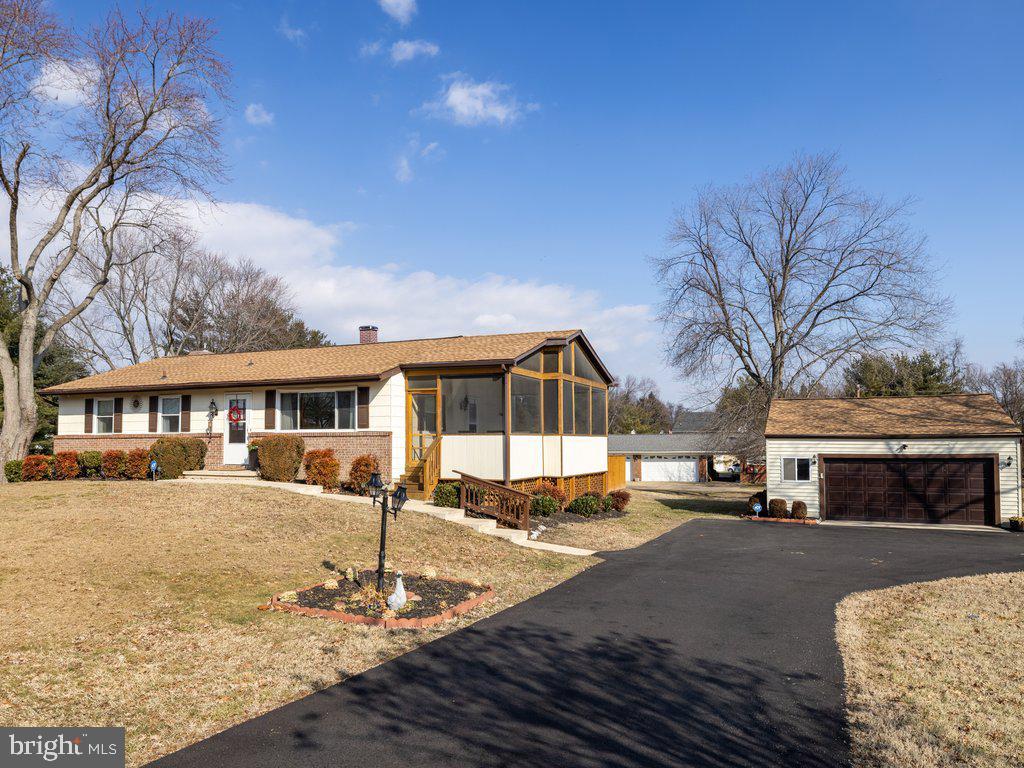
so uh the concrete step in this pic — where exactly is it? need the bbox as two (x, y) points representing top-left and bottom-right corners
(183, 469), (258, 479)
(458, 517), (497, 533)
(488, 528), (530, 544)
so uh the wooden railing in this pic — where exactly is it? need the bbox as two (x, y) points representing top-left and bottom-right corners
(421, 437), (442, 501)
(455, 471), (531, 531)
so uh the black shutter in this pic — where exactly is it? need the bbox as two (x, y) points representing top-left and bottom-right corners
(264, 390), (276, 430)
(357, 386), (370, 429)
(113, 397), (124, 433)
(149, 396), (159, 432)
(84, 398), (94, 434)
(180, 394), (191, 432)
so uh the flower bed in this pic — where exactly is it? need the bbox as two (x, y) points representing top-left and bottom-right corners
(268, 570), (494, 629)
(743, 515), (818, 526)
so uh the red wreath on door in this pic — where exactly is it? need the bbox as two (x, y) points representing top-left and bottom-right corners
(228, 405), (244, 423)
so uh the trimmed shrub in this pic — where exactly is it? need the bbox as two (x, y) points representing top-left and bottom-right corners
(22, 455), (53, 481)
(181, 437), (207, 471)
(534, 480), (567, 509)
(348, 453), (380, 493)
(4, 459), (23, 483)
(149, 437), (189, 480)
(433, 481), (460, 508)
(304, 450), (340, 489)
(791, 500), (808, 520)
(1008, 517), (1024, 532)
(602, 495), (615, 513)
(747, 490), (768, 515)
(257, 434), (305, 482)
(531, 494), (559, 517)
(767, 498), (789, 518)
(125, 448), (150, 480)
(608, 489), (631, 512)
(52, 451), (80, 480)
(78, 450), (103, 478)
(567, 493), (602, 517)
(101, 450), (127, 479)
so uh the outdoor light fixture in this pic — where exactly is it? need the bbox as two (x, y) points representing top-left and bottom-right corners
(366, 473), (409, 593)
(367, 471), (384, 501)
(898, 443), (908, 452)
(1003, 456), (1014, 469)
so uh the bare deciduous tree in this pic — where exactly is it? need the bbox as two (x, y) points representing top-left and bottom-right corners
(654, 152), (943, 437)
(61, 233), (331, 371)
(0, 2), (228, 470)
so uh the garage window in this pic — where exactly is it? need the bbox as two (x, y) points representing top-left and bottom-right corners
(782, 457), (811, 482)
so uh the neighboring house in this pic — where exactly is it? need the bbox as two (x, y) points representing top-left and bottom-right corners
(41, 327), (612, 500)
(765, 394), (1023, 526)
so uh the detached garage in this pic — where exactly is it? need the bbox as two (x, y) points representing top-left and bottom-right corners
(765, 394), (1022, 526)
(608, 433), (719, 483)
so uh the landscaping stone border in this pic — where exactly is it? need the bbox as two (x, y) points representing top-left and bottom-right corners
(267, 577), (495, 629)
(743, 515), (818, 526)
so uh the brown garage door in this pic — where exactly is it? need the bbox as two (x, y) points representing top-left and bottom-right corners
(823, 457), (995, 525)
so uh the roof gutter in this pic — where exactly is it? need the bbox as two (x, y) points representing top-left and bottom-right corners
(764, 432), (1024, 439)
(40, 372), (390, 397)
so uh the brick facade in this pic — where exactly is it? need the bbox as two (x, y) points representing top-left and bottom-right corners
(53, 433), (224, 466)
(248, 431), (393, 481)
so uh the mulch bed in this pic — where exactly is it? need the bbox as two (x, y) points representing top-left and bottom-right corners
(268, 570), (494, 629)
(743, 515), (818, 526)
(533, 507), (627, 531)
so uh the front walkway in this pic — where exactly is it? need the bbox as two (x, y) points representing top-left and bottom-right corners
(149, 520), (1024, 768)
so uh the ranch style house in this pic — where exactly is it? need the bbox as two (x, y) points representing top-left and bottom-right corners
(41, 327), (613, 501)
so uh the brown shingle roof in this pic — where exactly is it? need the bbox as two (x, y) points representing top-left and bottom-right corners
(765, 394), (1021, 438)
(42, 330), (590, 395)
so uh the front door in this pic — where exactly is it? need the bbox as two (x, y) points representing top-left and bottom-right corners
(409, 392), (437, 463)
(224, 394), (250, 465)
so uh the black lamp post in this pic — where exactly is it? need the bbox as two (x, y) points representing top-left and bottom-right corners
(367, 471), (409, 593)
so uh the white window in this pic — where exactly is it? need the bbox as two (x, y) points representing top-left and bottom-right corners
(160, 396), (181, 433)
(96, 399), (114, 434)
(782, 457), (811, 482)
(278, 390), (357, 431)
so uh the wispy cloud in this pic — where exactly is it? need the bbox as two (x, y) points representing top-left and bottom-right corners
(360, 40), (384, 58)
(33, 60), (98, 106)
(378, 0), (416, 25)
(423, 73), (536, 127)
(277, 15), (306, 46)
(390, 39), (439, 64)
(244, 103), (274, 126)
(394, 135), (444, 183)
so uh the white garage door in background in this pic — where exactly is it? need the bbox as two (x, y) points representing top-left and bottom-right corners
(641, 455), (698, 483)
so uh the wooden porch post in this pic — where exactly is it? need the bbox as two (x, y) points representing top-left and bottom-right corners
(503, 365), (511, 485)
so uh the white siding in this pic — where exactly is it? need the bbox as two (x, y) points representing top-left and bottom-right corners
(385, 373), (405, 482)
(562, 436), (608, 476)
(766, 436), (1022, 522)
(509, 435), (543, 480)
(542, 435), (562, 476)
(441, 435), (504, 480)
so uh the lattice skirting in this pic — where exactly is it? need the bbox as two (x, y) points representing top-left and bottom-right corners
(510, 472), (608, 501)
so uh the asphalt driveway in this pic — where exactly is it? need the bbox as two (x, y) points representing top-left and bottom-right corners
(151, 520), (1024, 768)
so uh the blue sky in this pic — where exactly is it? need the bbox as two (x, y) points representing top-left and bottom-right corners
(54, 0), (1024, 402)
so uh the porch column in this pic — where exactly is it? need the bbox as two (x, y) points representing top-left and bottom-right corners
(503, 365), (511, 486)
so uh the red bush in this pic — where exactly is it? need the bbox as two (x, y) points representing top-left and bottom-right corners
(534, 480), (567, 508)
(21, 455), (52, 481)
(52, 451), (80, 480)
(307, 455), (341, 489)
(348, 453), (380, 493)
(101, 450), (127, 479)
(125, 448), (150, 480)
(608, 489), (631, 512)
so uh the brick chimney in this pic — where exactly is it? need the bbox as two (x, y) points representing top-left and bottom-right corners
(359, 325), (379, 344)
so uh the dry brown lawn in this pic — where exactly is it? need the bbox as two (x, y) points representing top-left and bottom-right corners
(539, 482), (753, 551)
(0, 482), (592, 766)
(837, 572), (1024, 768)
